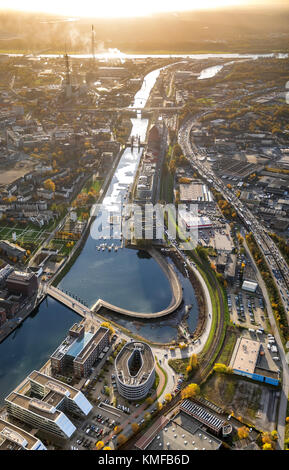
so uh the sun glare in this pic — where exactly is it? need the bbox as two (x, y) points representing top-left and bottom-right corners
(1, 0), (254, 18)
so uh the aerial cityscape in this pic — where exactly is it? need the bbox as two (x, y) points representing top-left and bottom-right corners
(0, 0), (288, 458)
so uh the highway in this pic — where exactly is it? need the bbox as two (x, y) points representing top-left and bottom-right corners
(178, 115), (289, 448)
(178, 117), (289, 315)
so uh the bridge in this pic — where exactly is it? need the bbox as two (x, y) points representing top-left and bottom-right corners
(45, 285), (92, 318)
(46, 249), (183, 319)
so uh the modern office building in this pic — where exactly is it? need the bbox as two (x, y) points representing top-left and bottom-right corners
(5, 370), (93, 440)
(50, 322), (110, 378)
(115, 341), (155, 400)
(0, 418), (47, 450)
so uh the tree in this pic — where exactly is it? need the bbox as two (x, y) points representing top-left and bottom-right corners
(131, 422), (139, 433)
(114, 425), (122, 435)
(145, 397), (154, 405)
(101, 321), (115, 335)
(156, 401), (163, 411)
(95, 441), (104, 450)
(181, 383), (200, 400)
(190, 354), (198, 369)
(117, 434), (127, 446)
(213, 363), (232, 374)
(44, 178), (55, 192)
(237, 426), (249, 440)
(164, 393), (172, 402)
(144, 412), (151, 422)
(262, 443), (273, 450)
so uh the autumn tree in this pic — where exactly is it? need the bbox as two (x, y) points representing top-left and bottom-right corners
(237, 426), (249, 440)
(131, 422), (139, 434)
(164, 393), (172, 403)
(117, 434), (127, 446)
(101, 321), (115, 335)
(213, 363), (232, 374)
(95, 441), (104, 450)
(44, 178), (55, 192)
(181, 383), (200, 400)
(189, 353), (198, 369)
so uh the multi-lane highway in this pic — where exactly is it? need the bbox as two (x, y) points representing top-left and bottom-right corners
(178, 117), (289, 316)
(178, 116), (289, 448)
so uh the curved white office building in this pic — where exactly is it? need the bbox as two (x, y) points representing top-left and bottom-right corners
(115, 341), (155, 400)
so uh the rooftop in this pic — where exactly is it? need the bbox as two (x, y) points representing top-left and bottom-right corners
(231, 337), (260, 375)
(137, 410), (222, 451)
(179, 183), (213, 203)
(6, 392), (61, 421)
(0, 418), (41, 450)
(28, 370), (78, 399)
(115, 342), (154, 387)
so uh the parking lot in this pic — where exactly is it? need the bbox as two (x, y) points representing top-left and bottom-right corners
(228, 290), (267, 331)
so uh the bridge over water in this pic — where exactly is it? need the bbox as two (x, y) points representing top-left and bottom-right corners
(45, 249), (183, 319)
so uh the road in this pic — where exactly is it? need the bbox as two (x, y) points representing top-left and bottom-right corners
(243, 239), (289, 449)
(178, 114), (289, 449)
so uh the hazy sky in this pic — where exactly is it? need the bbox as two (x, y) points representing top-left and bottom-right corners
(0, 0), (283, 18)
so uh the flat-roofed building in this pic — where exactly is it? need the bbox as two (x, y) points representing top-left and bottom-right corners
(179, 182), (213, 204)
(51, 323), (109, 378)
(230, 337), (279, 386)
(6, 271), (38, 297)
(135, 407), (223, 451)
(115, 341), (155, 400)
(242, 280), (258, 293)
(179, 210), (212, 230)
(5, 392), (76, 440)
(231, 337), (260, 376)
(0, 418), (46, 450)
(27, 370), (93, 416)
(5, 370), (93, 440)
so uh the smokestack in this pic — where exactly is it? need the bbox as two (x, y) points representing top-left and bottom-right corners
(65, 53), (70, 86)
(91, 24), (95, 60)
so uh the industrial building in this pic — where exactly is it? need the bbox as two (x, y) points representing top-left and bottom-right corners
(50, 322), (110, 378)
(0, 418), (46, 450)
(179, 182), (213, 204)
(135, 399), (230, 451)
(230, 337), (279, 386)
(5, 370), (93, 440)
(179, 210), (212, 231)
(6, 271), (38, 297)
(115, 341), (155, 400)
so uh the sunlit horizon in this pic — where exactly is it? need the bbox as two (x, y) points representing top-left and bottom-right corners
(0, 0), (282, 18)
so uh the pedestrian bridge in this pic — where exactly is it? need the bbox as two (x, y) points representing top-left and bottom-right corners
(46, 249), (183, 319)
